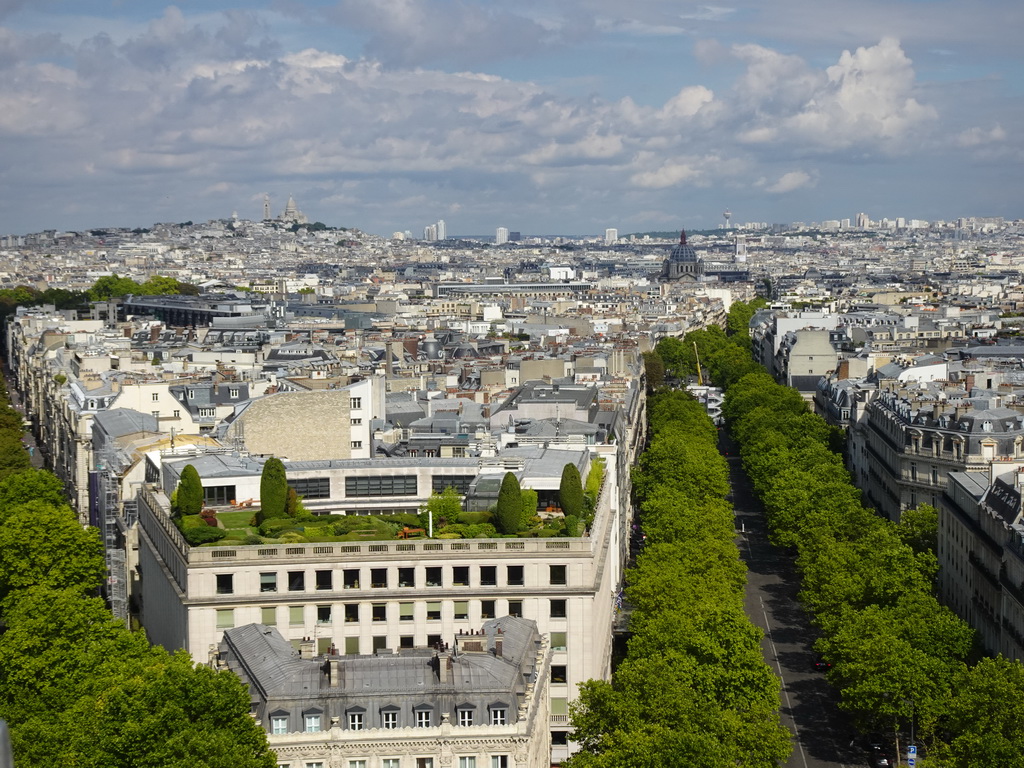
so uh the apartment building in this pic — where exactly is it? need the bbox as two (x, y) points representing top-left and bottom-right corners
(218, 616), (552, 768)
(941, 463), (1024, 661)
(850, 382), (1024, 521)
(137, 451), (620, 760)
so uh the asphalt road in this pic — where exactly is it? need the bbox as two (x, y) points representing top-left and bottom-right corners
(3, 366), (44, 469)
(721, 431), (867, 768)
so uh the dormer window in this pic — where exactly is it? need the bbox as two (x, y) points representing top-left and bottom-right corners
(457, 706), (475, 726)
(229, 388), (239, 398)
(269, 711), (289, 734)
(488, 704), (507, 725)
(303, 710), (322, 732)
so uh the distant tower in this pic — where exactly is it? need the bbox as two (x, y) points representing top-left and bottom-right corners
(723, 209), (731, 229)
(496, 227), (509, 245)
(263, 194), (271, 221)
(605, 228), (618, 246)
(436, 219), (446, 241)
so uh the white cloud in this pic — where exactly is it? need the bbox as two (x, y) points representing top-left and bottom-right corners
(659, 85), (715, 120)
(956, 123), (1006, 147)
(764, 170), (816, 194)
(0, 3), (1008, 235)
(732, 38), (937, 152)
(322, 0), (581, 67)
(630, 161), (700, 189)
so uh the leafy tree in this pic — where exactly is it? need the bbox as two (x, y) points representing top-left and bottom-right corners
(284, 487), (299, 518)
(88, 274), (142, 301)
(175, 464), (204, 517)
(494, 472), (524, 534)
(641, 351), (664, 392)
(725, 297), (767, 343)
(559, 462), (584, 518)
(654, 337), (688, 379)
(0, 587), (153, 724)
(0, 440), (31, 480)
(897, 504), (939, 555)
(0, 587), (276, 768)
(258, 457), (288, 522)
(521, 487), (538, 520)
(934, 657), (1024, 768)
(0, 469), (66, 520)
(39, 651), (276, 768)
(633, 424), (729, 501)
(0, 502), (105, 600)
(419, 486), (463, 531)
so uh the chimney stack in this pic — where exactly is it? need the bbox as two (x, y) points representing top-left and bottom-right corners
(436, 648), (451, 684)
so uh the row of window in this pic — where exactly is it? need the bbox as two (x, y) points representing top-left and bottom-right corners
(271, 705), (508, 734)
(154, 389), (240, 402)
(280, 758), (507, 768)
(286, 475), (477, 501)
(237, 598), (569, 625)
(216, 564), (568, 595)
(217, 610), (571, 654)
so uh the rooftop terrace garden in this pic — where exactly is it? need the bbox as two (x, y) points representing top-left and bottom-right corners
(172, 457), (604, 547)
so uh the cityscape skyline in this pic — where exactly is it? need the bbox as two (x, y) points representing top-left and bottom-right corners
(1, 1), (1021, 237)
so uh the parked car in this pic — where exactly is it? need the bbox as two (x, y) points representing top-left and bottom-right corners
(868, 742), (892, 767)
(812, 655), (832, 671)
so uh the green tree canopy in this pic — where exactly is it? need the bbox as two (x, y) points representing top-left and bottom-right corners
(258, 457), (288, 522)
(87, 274), (142, 301)
(0, 588), (275, 768)
(654, 337), (689, 379)
(641, 351), (664, 391)
(0, 469), (67, 521)
(420, 486), (463, 531)
(176, 464), (204, 517)
(559, 462), (584, 518)
(0, 502), (105, 600)
(494, 472), (524, 534)
(935, 657), (1024, 768)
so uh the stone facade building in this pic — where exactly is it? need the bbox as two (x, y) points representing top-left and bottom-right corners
(217, 616), (551, 768)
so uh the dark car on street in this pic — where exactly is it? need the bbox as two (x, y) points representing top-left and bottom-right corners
(868, 742), (893, 767)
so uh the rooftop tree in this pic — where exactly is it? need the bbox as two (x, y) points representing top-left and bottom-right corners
(494, 472), (524, 535)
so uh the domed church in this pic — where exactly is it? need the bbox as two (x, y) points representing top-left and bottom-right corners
(661, 229), (704, 281)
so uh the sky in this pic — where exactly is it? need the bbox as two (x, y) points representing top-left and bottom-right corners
(1, 0), (1021, 237)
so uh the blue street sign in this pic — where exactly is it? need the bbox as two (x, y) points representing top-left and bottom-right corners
(908, 744), (917, 767)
